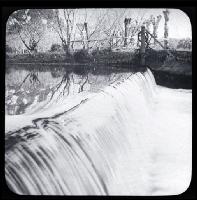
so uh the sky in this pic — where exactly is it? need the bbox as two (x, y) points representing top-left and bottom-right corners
(140, 9), (192, 39)
(7, 8), (192, 47)
(69, 8), (192, 39)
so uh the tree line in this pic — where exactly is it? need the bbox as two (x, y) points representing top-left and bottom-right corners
(7, 9), (172, 54)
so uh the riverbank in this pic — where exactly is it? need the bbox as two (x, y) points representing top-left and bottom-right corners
(149, 68), (192, 89)
(6, 50), (192, 89)
(6, 49), (191, 67)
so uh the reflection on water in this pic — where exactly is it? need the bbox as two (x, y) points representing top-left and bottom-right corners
(5, 64), (132, 115)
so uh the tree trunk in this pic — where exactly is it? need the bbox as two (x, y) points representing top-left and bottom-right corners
(140, 26), (146, 66)
(153, 24), (157, 45)
(163, 9), (169, 49)
(66, 19), (71, 55)
(84, 22), (89, 50)
(124, 18), (131, 47)
(62, 42), (71, 57)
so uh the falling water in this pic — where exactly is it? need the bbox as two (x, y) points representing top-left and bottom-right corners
(5, 69), (192, 195)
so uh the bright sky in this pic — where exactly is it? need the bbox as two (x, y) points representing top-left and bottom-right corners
(140, 9), (192, 39)
(11, 8), (192, 40)
(73, 8), (192, 39)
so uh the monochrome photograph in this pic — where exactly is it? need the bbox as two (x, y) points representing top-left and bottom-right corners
(5, 8), (192, 195)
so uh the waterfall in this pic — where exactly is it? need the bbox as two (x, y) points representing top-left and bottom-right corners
(5, 69), (192, 195)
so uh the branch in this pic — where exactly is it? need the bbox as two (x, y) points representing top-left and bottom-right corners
(55, 11), (65, 42)
(78, 74), (89, 93)
(18, 31), (31, 51)
(89, 10), (108, 39)
(19, 73), (31, 88)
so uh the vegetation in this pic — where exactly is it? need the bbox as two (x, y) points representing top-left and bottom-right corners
(6, 9), (192, 82)
(6, 45), (14, 53)
(6, 9), (168, 55)
(7, 10), (49, 53)
(73, 49), (92, 63)
(50, 44), (63, 52)
(5, 9), (192, 117)
(6, 52), (74, 63)
(176, 38), (192, 50)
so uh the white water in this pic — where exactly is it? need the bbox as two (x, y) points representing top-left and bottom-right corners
(5, 69), (192, 195)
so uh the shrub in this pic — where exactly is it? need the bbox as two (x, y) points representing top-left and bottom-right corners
(97, 48), (112, 55)
(176, 39), (192, 50)
(91, 49), (99, 56)
(6, 45), (13, 53)
(50, 44), (62, 52)
(73, 49), (91, 63)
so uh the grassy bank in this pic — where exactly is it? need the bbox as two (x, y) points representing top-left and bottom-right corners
(6, 50), (135, 64)
(145, 49), (192, 75)
(6, 52), (74, 64)
(6, 50), (192, 89)
(6, 49), (191, 68)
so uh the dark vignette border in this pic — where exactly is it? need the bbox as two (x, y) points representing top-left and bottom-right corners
(1, 1), (196, 200)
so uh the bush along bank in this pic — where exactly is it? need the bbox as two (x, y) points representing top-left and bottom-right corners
(6, 49), (192, 82)
(6, 49), (138, 65)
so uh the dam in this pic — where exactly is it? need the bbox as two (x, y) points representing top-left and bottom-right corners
(5, 69), (192, 195)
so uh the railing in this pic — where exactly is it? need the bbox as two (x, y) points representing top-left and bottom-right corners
(138, 25), (175, 66)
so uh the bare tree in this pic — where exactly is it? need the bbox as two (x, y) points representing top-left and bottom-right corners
(163, 9), (170, 49)
(88, 9), (109, 40)
(76, 23), (87, 49)
(49, 71), (93, 101)
(124, 18), (131, 47)
(76, 9), (89, 50)
(19, 72), (40, 88)
(108, 10), (146, 48)
(150, 14), (162, 44)
(102, 9), (127, 49)
(7, 9), (45, 53)
(78, 74), (90, 93)
(48, 9), (76, 55)
(50, 71), (71, 100)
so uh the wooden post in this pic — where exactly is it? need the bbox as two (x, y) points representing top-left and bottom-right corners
(140, 26), (146, 66)
(124, 18), (131, 47)
(66, 19), (70, 48)
(124, 18), (127, 47)
(84, 22), (89, 50)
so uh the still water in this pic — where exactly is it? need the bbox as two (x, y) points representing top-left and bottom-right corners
(5, 64), (132, 115)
